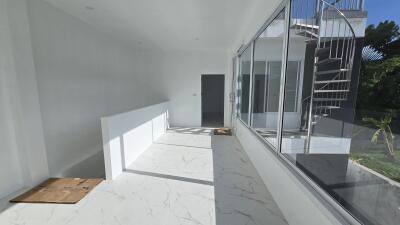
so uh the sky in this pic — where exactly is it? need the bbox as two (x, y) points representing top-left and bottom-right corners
(365, 0), (400, 26)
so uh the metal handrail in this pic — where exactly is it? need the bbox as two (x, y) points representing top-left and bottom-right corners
(301, 0), (356, 103)
(321, 0), (356, 39)
(332, 0), (364, 10)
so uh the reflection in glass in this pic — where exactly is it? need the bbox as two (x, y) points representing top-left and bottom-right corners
(250, 9), (286, 147)
(238, 46), (252, 124)
(233, 57), (239, 121)
(281, 0), (400, 224)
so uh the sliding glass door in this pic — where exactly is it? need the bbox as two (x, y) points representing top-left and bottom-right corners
(250, 9), (286, 148)
(238, 46), (252, 125)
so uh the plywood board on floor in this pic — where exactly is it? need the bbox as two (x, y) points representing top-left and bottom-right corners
(213, 128), (232, 136)
(10, 178), (103, 204)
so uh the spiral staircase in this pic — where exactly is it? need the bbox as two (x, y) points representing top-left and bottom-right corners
(291, 0), (359, 150)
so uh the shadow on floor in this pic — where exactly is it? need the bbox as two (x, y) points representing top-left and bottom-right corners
(152, 142), (212, 150)
(168, 127), (214, 135)
(0, 128), (288, 225)
(126, 128), (288, 225)
(125, 169), (214, 186)
(0, 201), (13, 215)
(0, 187), (32, 214)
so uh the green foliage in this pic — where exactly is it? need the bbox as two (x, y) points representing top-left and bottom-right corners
(357, 57), (400, 110)
(363, 114), (397, 161)
(353, 20), (400, 181)
(358, 21), (400, 111)
(365, 20), (400, 58)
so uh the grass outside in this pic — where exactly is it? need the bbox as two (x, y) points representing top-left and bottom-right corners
(350, 150), (400, 183)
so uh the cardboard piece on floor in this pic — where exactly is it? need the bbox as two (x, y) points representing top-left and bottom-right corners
(10, 178), (103, 204)
(213, 128), (232, 136)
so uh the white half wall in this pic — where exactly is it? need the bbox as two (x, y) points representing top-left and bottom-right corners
(101, 102), (168, 180)
(27, 0), (166, 177)
(235, 120), (344, 225)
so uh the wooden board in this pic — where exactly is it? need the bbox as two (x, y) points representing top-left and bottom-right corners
(10, 178), (103, 204)
(213, 128), (232, 136)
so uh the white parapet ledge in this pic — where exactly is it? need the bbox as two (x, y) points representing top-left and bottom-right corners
(101, 101), (169, 180)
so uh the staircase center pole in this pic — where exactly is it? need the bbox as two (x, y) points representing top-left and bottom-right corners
(305, 0), (325, 153)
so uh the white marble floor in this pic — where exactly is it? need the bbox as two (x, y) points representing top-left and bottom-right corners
(0, 127), (288, 225)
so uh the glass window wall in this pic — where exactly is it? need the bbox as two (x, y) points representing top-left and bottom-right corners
(234, 0), (400, 225)
(280, 0), (400, 225)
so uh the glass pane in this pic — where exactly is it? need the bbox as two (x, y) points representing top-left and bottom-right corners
(238, 46), (252, 124)
(251, 9), (286, 148)
(284, 61), (301, 112)
(281, 0), (400, 224)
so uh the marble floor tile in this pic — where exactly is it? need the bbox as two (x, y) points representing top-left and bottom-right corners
(127, 142), (214, 182)
(0, 128), (288, 225)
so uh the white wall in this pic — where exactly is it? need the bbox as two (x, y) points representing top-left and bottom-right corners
(102, 102), (168, 180)
(0, 1), (25, 197)
(0, 0), (49, 199)
(231, 0), (282, 56)
(235, 120), (346, 225)
(27, 0), (166, 177)
(144, 50), (231, 127)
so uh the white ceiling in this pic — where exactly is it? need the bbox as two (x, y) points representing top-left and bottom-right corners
(43, 0), (280, 51)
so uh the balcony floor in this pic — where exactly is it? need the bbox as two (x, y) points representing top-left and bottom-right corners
(0, 127), (288, 225)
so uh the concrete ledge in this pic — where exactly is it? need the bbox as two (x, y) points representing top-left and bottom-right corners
(235, 119), (348, 225)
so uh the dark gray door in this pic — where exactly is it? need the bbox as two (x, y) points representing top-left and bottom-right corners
(201, 75), (225, 127)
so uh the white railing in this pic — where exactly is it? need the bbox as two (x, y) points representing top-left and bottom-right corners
(322, 0), (364, 11)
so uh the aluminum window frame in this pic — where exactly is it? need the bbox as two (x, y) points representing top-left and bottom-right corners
(237, 45), (253, 126)
(236, 0), (288, 152)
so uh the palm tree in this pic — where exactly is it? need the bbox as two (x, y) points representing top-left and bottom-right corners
(363, 114), (397, 161)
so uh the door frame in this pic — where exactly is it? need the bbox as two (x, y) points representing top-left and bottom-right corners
(200, 74), (225, 127)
